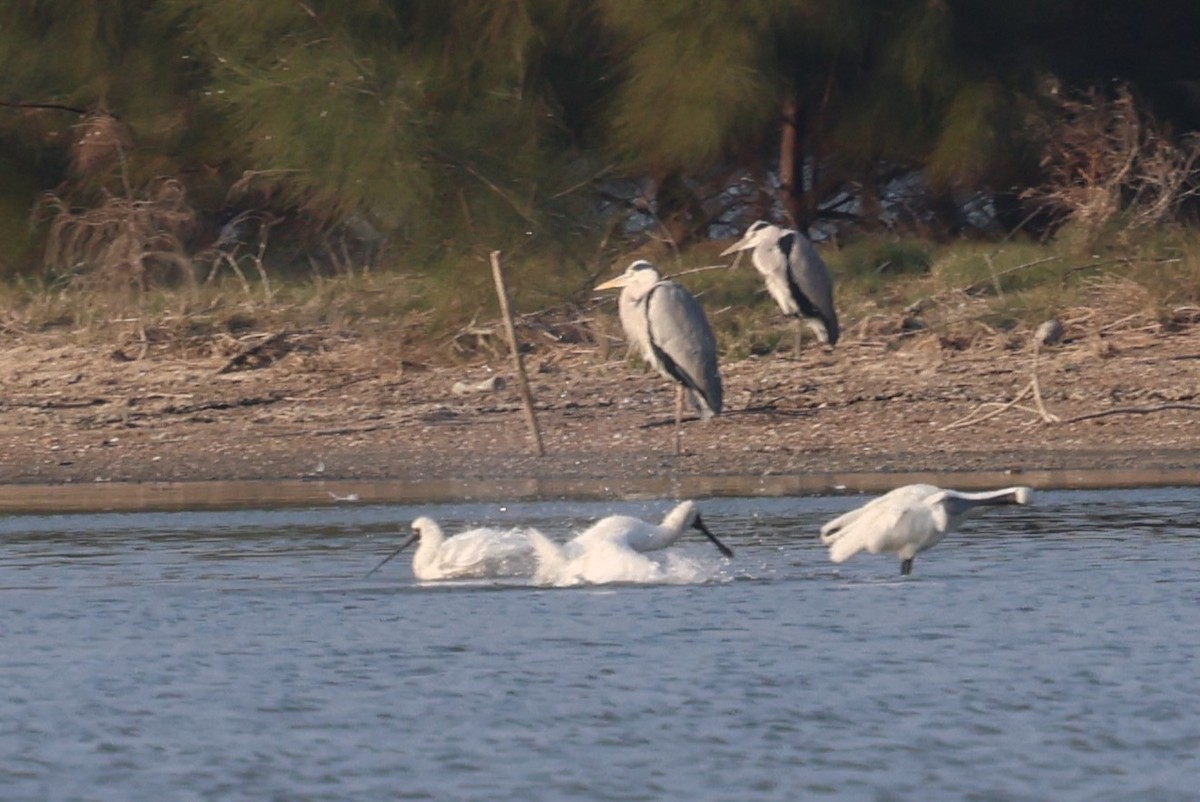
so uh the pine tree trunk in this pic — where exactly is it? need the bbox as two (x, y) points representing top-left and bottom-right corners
(778, 95), (804, 228)
(860, 168), (883, 230)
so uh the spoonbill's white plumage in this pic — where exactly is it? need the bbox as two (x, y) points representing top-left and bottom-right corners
(819, 484), (1033, 575)
(527, 501), (732, 586)
(570, 500), (734, 558)
(528, 529), (670, 585)
(366, 516), (537, 580)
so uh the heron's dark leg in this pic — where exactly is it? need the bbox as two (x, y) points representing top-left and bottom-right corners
(673, 384), (684, 455)
(900, 558), (913, 576)
(793, 319), (804, 358)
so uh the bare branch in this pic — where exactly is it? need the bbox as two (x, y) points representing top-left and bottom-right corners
(1063, 403), (1200, 424)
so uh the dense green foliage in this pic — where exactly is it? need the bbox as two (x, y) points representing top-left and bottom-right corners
(3, 0), (1200, 277)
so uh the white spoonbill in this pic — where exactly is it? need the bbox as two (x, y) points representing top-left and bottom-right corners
(570, 500), (733, 558)
(527, 529), (670, 586)
(819, 484), (1033, 575)
(366, 517), (537, 580)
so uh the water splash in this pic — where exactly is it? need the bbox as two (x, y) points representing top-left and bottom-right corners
(531, 541), (724, 587)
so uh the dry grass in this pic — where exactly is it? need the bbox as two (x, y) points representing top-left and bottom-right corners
(40, 178), (196, 289)
(1024, 83), (1200, 240)
(4, 221), (1200, 368)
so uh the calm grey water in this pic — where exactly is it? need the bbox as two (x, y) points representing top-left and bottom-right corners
(2, 488), (1198, 801)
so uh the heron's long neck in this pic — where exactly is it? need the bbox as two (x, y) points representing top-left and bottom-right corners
(629, 283), (656, 309)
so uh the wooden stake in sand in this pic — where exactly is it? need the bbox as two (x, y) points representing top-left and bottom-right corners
(489, 250), (545, 456)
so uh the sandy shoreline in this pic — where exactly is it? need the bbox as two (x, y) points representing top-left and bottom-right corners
(2, 318), (1198, 510)
(1, 465), (1197, 514)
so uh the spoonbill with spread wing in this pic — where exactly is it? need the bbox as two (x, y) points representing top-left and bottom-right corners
(819, 484), (1032, 575)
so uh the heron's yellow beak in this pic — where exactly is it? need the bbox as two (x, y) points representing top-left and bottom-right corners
(719, 239), (750, 257)
(595, 275), (630, 291)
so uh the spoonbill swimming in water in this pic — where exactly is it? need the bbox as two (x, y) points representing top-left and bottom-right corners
(526, 501), (732, 586)
(819, 484), (1033, 575)
(366, 517), (537, 580)
(570, 500), (734, 558)
(527, 529), (671, 585)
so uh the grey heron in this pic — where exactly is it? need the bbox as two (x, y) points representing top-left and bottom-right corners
(596, 260), (722, 454)
(365, 517), (538, 580)
(819, 484), (1033, 575)
(721, 220), (839, 349)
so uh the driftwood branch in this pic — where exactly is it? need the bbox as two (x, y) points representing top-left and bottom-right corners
(312, 423), (394, 437)
(217, 331), (291, 374)
(0, 100), (91, 115)
(1028, 345), (1059, 423)
(163, 393), (286, 415)
(940, 339), (1059, 431)
(669, 263), (738, 278)
(6, 397), (107, 410)
(1063, 403), (1200, 424)
(940, 382), (1034, 431)
(298, 373), (377, 398)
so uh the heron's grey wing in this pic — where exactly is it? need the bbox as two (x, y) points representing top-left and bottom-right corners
(783, 233), (839, 344)
(645, 281), (722, 415)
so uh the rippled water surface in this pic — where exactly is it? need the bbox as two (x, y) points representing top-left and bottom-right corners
(2, 488), (1199, 801)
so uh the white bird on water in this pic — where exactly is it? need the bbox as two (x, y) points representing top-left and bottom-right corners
(570, 500), (733, 558)
(527, 530), (675, 585)
(366, 517), (537, 581)
(527, 501), (733, 586)
(819, 484), (1033, 575)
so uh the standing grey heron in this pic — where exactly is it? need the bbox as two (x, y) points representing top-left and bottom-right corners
(721, 220), (839, 349)
(595, 260), (722, 455)
(819, 484), (1033, 575)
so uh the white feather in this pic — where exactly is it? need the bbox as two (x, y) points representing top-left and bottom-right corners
(819, 484), (1033, 573)
(403, 517), (537, 581)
